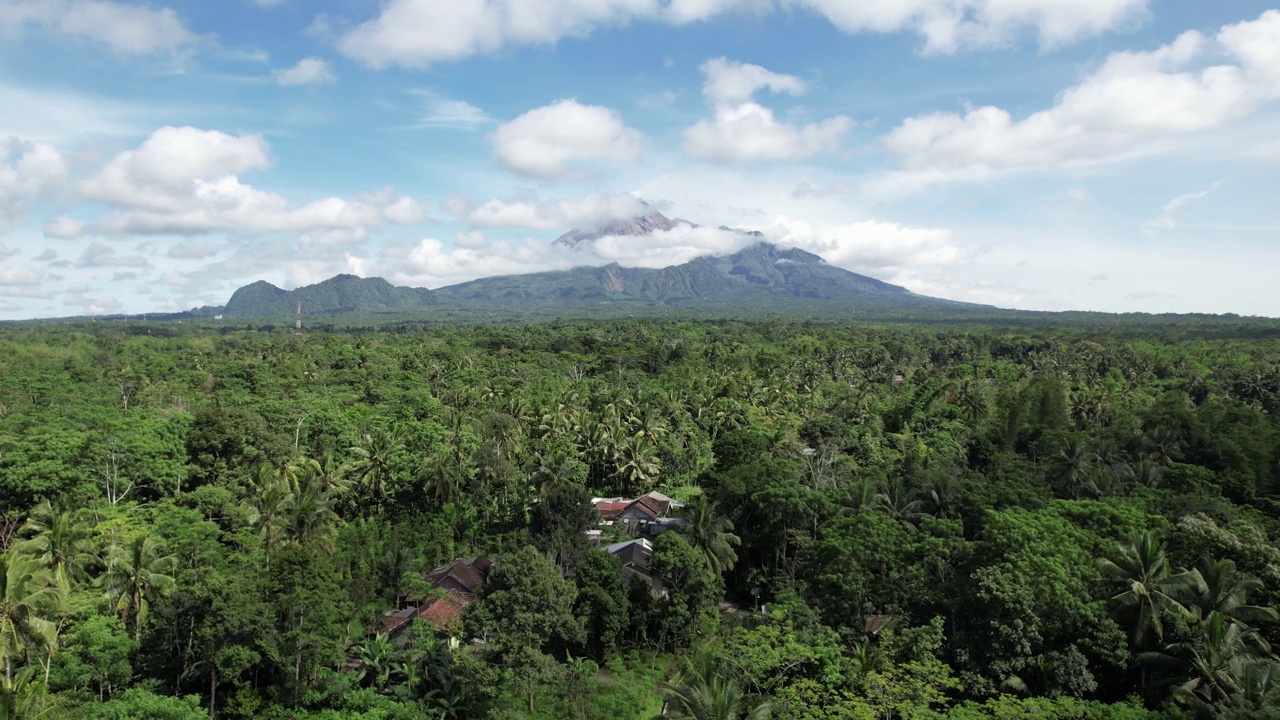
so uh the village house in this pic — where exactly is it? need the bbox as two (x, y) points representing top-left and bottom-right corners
(379, 556), (493, 647)
(604, 538), (664, 595)
(595, 491), (687, 535)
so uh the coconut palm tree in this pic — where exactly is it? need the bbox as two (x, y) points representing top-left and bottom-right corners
(0, 552), (64, 684)
(18, 503), (94, 588)
(1046, 438), (1099, 499)
(245, 475), (291, 563)
(282, 480), (339, 556)
(1142, 612), (1267, 704)
(102, 535), (177, 641)
(614, 436), (660, 494)
(347, 428), (404, 509)
(680, 496), (741, 575)
(662, 644), (773, 720)
(0, 665), (67, 720)
(1182, 558), (1278, 641)
(873, 477), (926, 530)
(530, 450), (584, 501)
(1098, 532), (1197, 649)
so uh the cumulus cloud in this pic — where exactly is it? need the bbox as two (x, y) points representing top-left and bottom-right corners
(43, 216), (86, 239)
(880, 10), (1280, 190)
(272, 57), (337, 86)
(76, 243), (149, 268)
(492, 99), (643, 179)
(0, 137), (67, 230)
(70, 126), (412, 238)
(0, 0), (198, 56)
(0, 265), (44, 286)
(337, 0), (1149, 69)
(684, 58), (852, 164)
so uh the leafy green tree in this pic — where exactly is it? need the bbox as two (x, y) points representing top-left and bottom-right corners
(650, 532), (722, 650)
(572, 549), (629, 662)
(266, 546), (352, 705)
(53, 615), (135, 701)
(464, 545), (582, 713)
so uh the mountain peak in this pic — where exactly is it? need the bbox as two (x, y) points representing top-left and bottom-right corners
(553, 208), (695, 247)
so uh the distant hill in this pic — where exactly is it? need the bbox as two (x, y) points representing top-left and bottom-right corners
(223, 274), (435, 318)
(207, 242), (978, 320)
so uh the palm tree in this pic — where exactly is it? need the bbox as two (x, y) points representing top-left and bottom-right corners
(1046, 438), (1098, 499)
(662, 644), (773, 720)
(872, 477), (926, 529)
(18, 503), (94, 588)
(680, 496), (741, 575)
(1143, 612), (1267, 704)
(530, 450), (583, 501)
(347, 428), (403, 509)
(1098, 532), (1196, 649)
(614, 436), (661, 494)
(0, 553), (64, 684)
(1182, 558), (1278, 640)
(245, 476), (291, 563)
(282, 481), (339, 556)
(102, 535), (177, 641)
(0, 665), (67, 720)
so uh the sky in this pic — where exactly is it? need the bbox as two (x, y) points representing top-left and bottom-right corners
(1, 0), (1279, 319)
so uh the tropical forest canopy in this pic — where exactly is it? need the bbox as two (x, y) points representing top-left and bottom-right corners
(1, 317), (1279, 719)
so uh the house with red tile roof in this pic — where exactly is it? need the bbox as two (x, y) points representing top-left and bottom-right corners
(378, 556), (493, 647)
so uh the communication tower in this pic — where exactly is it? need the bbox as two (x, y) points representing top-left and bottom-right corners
(295, 302), (303, 335)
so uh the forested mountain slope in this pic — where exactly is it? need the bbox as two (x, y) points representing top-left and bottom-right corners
(1, 319), (1279, 718)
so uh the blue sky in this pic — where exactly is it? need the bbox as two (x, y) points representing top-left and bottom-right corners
(1, 0), (1278, 318)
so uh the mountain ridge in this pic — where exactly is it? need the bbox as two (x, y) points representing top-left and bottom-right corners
(200, 241), (977, 320)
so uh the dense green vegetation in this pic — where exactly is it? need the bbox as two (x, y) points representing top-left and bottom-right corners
(1, 318), (1279, 719)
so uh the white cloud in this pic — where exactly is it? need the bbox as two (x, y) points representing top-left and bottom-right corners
(449, 193), (650, 230)
(700, 56), (807, 105)
(76, 242), (149, 268)
(1141, 181), (1223, 234)
(72, 126), (408, 238)
(384, 197), (430, 224)
(43, 216), (87, 239)
(791, 0), (1149, 54)
(638, 91), (678, 109)
(769, 215), (962, 273)
(272, 57), (337, 86)
(412, 90), (492, 128)
(492, 99), (643, 179)
(337, 0), (1149, 69)
(0, 265), (44, 286)
(250, 0), (286, 7)
(684, 58), (852, 164)
(880, 10), (1280, 190)
(0, 0), (197, 56)
(167, 240), (217, 259)
(0, 137), (66, 230)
